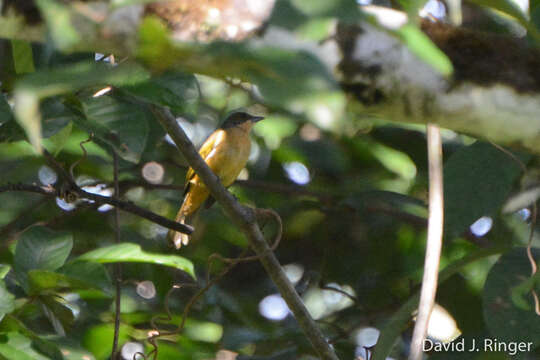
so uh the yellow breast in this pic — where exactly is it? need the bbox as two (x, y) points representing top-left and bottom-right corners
(206, 127), (251, 187)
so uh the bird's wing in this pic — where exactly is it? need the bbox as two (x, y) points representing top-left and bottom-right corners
(184, 130), (224, 195)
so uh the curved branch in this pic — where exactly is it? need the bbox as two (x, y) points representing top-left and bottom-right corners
(151, 105), (339, 360)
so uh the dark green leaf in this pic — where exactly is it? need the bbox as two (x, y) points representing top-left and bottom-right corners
(120, 71), (199, 112)
(28, 266), (111, 295)
(39, 295), (75, 336)
(443, 142), (527, 240)
(483, 248), (540, 349)
(372, 246), (509, 360)
(71, 95), (150, 162)
(469, 0), (540, 43)
(14, 226), (73, 290)
(73, 243), (195, 278)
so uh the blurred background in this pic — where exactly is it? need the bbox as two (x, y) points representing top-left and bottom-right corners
(1, 0), (540, 359)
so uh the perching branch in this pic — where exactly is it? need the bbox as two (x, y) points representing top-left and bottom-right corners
(409, 124), (444, 360)
(0, 169), (193, 235)
(151, 105), (339, 360)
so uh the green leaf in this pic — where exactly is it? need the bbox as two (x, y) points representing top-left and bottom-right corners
(0, 316), (64, 360)
(137, 18), (337, 108)
(28, 262), (112, 295)
(469, 0), (540, 43)
(443, 142), (527, 240)
(73, 95), (150, 163)
(372, 246), (509, 360)
(14, 226), (73, 290)
(42, 121), (72, 155)
(73, 243), (195, 278)
(0, 281), (15, 321)
(0, 333), (50, 360)
(34, 0), (80, 50)
(290, 0), (361, 23)
(16, 62), (148, 99)
(83, 323), (131, 360)
(13, 61), (149, 152)
(39, 295), (75, 335)
(395, 23), (453, 76)
(483, 248), (540, 349)
(0, 265), (10, 279)
(120, 71), (199, 113)
(10, 40), (35, 74)
(397, 0), (428, 17)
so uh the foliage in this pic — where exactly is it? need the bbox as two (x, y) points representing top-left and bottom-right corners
(0, 1), (539, 360)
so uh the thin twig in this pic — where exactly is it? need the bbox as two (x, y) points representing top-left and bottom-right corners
(409, 124), (444, 360)
(111, 151), (122, 359)
(151, 105), (339, 360)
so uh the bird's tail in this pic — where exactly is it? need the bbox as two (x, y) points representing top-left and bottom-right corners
(169, 207), (192, 249)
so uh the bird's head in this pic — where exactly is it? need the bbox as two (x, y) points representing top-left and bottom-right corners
(220, 112), (264, 132)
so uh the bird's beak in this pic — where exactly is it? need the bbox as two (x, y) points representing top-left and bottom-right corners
(251, 116), (264, 123)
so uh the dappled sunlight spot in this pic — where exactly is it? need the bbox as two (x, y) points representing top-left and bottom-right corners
(142, 161), (164, 184)
(237, 168), (249, 180)
(82, 184), (114, 212)
(312, 104), (333, 129)
(299, 123), (321, 142)
(121, 342), (144, 360)
(322, 283), (345, 305)
(427, 304), (461, 342)
(248, 140), (260, 163)
(98, 204), (113, 212)
(355, 327), (380, 355)
(56, 197), (76, 211)
(216, 350), (238, 360)
(136, 280), (156, 299)
(283, 162), (310, 185)
(165, 117), (205, 145)
(282, 263), (304, 285)
(420, 0), (446, 19)
(38, 165), (57, 185)
(469, 216), (493, 237)
(304, 285), (355, 320)
(92, 86), (112, 98)
(517, 208), (531, 221)
(206, 7), (221, 25)
(259, 294), (290, 321)
(357, 0), (372, 5)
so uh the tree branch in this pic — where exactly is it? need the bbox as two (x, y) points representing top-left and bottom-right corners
(151, 105), (339, 360)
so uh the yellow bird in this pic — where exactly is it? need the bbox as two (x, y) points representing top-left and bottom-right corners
(169, 112), (264, 248)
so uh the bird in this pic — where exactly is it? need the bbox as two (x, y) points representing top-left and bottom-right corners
(169, 111), (264, 249)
